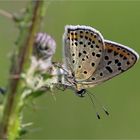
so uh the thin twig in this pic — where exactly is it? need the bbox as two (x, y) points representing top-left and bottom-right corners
(0, 9), (13, 20)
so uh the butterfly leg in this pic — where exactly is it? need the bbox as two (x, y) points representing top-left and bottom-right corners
(55, 83), (68, 91)
(52, 62), (70, 75)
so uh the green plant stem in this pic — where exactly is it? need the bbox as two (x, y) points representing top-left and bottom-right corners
(0, 1), (46, 139)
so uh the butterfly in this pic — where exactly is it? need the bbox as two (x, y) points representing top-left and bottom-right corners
(58, 25), (139, 98)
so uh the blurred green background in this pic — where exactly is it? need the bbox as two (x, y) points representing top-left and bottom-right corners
(0, 1), (140, 139)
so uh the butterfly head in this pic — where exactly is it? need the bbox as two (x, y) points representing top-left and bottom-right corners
(75, 89), (86, 97)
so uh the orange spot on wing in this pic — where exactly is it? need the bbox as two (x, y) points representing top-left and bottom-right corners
(105, 43), (130, 59)
(68, 33), (78, 40)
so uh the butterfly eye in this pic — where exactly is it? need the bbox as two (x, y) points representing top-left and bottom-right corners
(76, 89), (86, 97)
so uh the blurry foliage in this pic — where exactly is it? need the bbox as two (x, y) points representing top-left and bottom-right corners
(0, 1), (140, 140)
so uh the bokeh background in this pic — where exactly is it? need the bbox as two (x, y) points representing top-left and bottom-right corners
(0, 1), (140, 139)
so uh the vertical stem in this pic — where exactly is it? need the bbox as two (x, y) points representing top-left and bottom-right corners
(0, 1), (45, 139)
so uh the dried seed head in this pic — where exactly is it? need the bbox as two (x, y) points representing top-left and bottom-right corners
(32, 33), (56, 72)
(33, 32), (56, 60)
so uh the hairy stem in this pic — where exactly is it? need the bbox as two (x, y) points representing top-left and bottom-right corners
(0, 1), (46, 139)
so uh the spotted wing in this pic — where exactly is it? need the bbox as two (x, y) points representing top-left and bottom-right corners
(63, 25), (105, 81)
(80, 40), (139, 87)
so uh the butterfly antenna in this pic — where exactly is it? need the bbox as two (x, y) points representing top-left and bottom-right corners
(86, 92), (101, 119)
(87, 91), (109, 116)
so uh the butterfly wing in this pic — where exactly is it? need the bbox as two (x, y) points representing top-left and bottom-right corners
(63, 25), (105, 81)
(80, 40), (139, 87)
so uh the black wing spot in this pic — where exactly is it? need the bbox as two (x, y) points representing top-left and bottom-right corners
(92, 52), (95, 56)
(85, 36), (88, 39)
(92, 77), (95, 80)
(91, 62), (95, 67)
(123, 56), (127, 60)
(72, 53), (75, 56)
(114, 51), (119, 56)
(115, 59), (119, 64)
(91, 45), (94, 48)
(72, 60), (75, 63)
(82, 58), (85, 61)
(89, 38), (92, 41)
(107, 61), (112, 65)
(91, 33), (93, 36)
(71, 32), (74, 35)
(118, 67), (122, 71)
(106, 66), (113, 73)
(79, 53), (82, 57)
(100, 72), (103, 76)
(96, 54), (101, 58)
(98, 40), (102, 43)
(96, 45), (99, 48)
(108, 49), (113, 53)
(80, 41), (83, 45)
(104, 56), (109, 60)
(94, 34), (97, 38)
(127, 61), (130, 65)
(75, 42), (78, 46)
(84, 71), (87, 74)
(88, 42), (91, 45)
(117, 62), (121, 66)
(119, 54), (123, 57)
(84, 44), (86, 47)
(83, 51), (87, 54)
